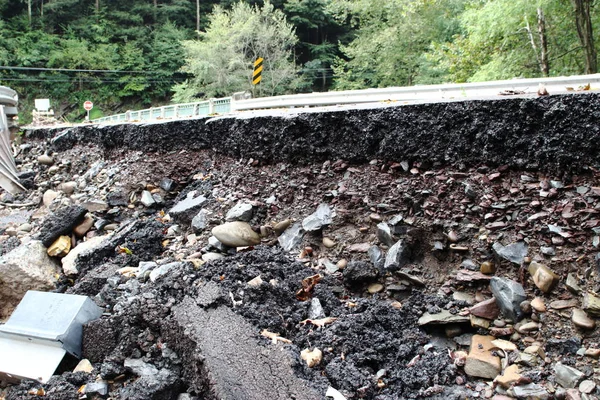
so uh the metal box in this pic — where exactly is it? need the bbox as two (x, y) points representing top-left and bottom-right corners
(0, 291), (103, 383)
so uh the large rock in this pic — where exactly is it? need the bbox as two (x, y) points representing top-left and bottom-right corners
(0, 240), (59, 319)
(191, 209), (211, 233)
(169, 193), (208, 224)
(212, 222), (261, 248)
(490, 277), (527, 321)
(62, 236), (109, 276)
(582, 292), (600, 317)
(225, 202), (254, 222)
(470, 298), (500, 320)
(377, 222), (394, 247)
(302, 203), (332, 232)
(37, 205), (87, 247)
(464, 335), (502, 379)
(493, 241), (528, 264)
(384, 240), (411, 271)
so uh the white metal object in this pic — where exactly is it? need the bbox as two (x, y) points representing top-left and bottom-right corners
(0, 291), (103, 383)
(0, 105), (24, 195)
(34, 99), (51, 112)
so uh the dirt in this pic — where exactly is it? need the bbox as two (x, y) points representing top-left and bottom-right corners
(3, 93), (600, 399)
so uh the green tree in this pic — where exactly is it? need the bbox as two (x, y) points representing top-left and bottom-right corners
(172, 0), (302, 101)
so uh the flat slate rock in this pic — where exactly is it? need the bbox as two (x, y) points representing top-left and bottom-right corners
(37, 205), (87, 247)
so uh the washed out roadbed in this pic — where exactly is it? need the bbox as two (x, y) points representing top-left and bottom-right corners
(1, 93), (600, 399)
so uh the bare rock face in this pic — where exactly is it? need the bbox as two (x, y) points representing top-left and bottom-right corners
(0, 240), (59, 319)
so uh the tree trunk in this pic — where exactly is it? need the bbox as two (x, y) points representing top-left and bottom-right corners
(27, 0), (32, 25)
(196, 0), (200, 31)
(537, 8), (549, 76)
(570, 0), (597, 73)
(95, 0), (99, 13)
(524, 16), (543, 74)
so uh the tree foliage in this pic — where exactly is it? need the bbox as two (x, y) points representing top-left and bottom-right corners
(173, 1), (301, 101)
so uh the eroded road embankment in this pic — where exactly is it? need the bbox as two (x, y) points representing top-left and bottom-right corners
(29, 92), (600, 174)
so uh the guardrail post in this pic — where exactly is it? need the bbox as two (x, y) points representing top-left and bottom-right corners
(161, 107), (165, 119)
(175, 105), (179, 119)
(209, 98), (215, 114)
(193, 103), (198, 117)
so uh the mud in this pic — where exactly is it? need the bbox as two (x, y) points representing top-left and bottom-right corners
(28, 92), (600, 174)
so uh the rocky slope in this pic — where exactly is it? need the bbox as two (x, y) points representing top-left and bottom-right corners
(1, 94), (600, 399)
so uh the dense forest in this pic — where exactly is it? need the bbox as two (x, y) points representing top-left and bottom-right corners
(0, 0), (598, 122)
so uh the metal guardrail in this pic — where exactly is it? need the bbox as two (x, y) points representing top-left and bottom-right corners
(93, 97), (232, 124)
(0, 86), (18, 118)
(92, 74), (600, 124)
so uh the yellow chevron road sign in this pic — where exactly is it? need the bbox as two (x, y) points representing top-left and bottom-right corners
(253, 57), (263, 85)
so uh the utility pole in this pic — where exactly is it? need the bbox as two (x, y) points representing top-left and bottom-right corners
(196, 0), (200, 32)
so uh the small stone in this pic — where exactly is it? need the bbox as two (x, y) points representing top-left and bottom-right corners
(212, 222), (261, 247)
(572, 308), (595, 330)
(84, 382), (108, 396)
(418, 310), (469, 326)
(555, 363), (584, 388)
(367, 283), (384, 294)
(464, 335), (502, 379)
(247, 276), (263, 287)
(37, 154), (54, 165)
(384, 239), (411, 271)
(377, 222), (394, 247)
(159, 178), (175, 192)
(368, 246), (384, 270)
(531, 297), (546, 313)
(226, 202), (254, 222)
(550, 299), (578, 309)
(278, 222), (305, 252)
(47, 235), (71, 257)
(60, 181), (77, 195)
(300, 348), (322, 368)
(337, 259), (347, 269)
(447, 230), (459, 243)
(518, 321), (540, 333)
(348, 242), (371, 253)
(202, 252), (225, 262)
(470, 315), (490, 329)
(43, 189), (59, 207)
(141, 190), (156, 207)
(490, 277), (527, 321)
(541, 246), (556, 256)
(493, 241), (528, 264)
(82, 199), (109, 212)
(583, 292), (600, 317)
(369, 213), (382, 223)
(520, 300), (532, 314)
(494, 364), (521, 389)
(579, 380), (595, 394)
(169, 193), (208, 224)
(17, 223), (32, 232)
(149, 262), (183, 282)
(302, 204), (332, 232)
(453, 291), (475, 305)
(73, 359), (94, 373)
(191, 209), (211, 233)
(273, 219), (292, 235)
(470, 298), (500, 320)
(74, 214), (94, 237)
(584, 348), (600, 358)
(308, 298), (325, 319)
(480, 261), (496, 275)
(528, 261), (559, 293)
(323, 237), (335, 248)
(565, 273), (582, 294)
(510, 383), (549, 399)
(491, 339), (517, 351)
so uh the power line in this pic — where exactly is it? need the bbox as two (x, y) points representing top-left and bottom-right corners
(0, 66), (188, 75)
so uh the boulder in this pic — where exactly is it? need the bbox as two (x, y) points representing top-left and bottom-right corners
(0, 240), (59, 319)
(212, 222), (261, 248)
